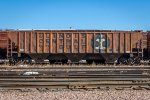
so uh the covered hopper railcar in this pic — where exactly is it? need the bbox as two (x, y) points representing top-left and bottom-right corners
(0, 30), (149, 64)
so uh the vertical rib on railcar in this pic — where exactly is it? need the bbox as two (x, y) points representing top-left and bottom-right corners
(0, 31), (8, 58)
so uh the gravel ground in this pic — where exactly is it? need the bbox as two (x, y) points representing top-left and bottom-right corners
(0, 90), (150, 100)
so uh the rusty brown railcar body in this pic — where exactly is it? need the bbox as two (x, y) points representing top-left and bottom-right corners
(0, 30), (149, 64)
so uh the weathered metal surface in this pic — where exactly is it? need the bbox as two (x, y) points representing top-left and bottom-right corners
(5, 30), (145, 54)
(147, 31), (150, 57)
(0, 30), (148, 63)
(0, 32), (8, 49)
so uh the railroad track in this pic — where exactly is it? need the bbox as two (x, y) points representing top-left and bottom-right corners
(0, 70), (150, 91)
(2, 70), (150, 74)
(0, 79), (150, 90)
(1, 65), (150, 70)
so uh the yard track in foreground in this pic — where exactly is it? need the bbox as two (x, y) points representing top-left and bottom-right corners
(0, 69), (150, 90)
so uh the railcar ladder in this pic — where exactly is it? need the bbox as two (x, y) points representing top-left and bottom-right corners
(7, 39), (12, 59)
(136, 33), (147, 59)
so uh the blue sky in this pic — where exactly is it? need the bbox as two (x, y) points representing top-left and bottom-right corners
(0, 0), (150, 30)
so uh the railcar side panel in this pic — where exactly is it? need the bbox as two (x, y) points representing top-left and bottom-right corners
(86, 33), (93, 53)
(0, 32), (8, 49)
(107, 33), (113, 53)
(1, 30), (147, 63)
(113, 33), (119, 53)
(147, 31), (150, 57)
(80, 33), (86, 53)
(72, 33), (79, 53)
(8, 30), (144, 55)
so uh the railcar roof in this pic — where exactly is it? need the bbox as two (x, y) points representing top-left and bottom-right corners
(0, 29), (144, 32)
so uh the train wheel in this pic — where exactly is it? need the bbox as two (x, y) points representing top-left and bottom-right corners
(62, 60), (68, 64)
(94, 60), (100, 64)
(9, 59), (16, 66)
(134, 57), (141, 65)
(128, 57), (135, 65)
(118, 57), (128, 65)
(94, 60), (105, 64)
(128, 57), (141, 65)
(49, 60), (55, 64)
(86, 60), (93, 64)
(24, 57), (32, 64)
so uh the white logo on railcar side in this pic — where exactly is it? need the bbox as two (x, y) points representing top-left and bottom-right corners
(92, 34), (110, 51)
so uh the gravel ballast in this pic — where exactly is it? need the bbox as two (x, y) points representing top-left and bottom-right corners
(0, 90), (150, 100)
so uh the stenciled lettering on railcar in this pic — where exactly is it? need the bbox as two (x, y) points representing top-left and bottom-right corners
(59, 33), (63, 38)
(92, 34), (110, 51)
